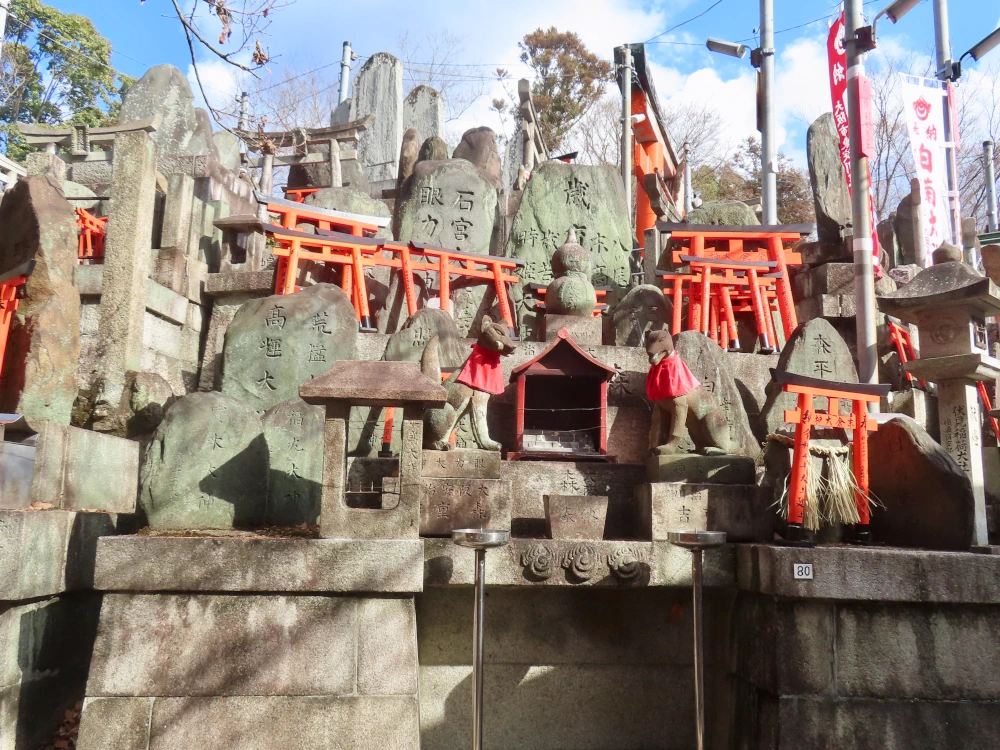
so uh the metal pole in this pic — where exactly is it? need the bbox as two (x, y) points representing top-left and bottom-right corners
(987, 141), (998, 234)
(620, 45), (633, 222)
(759, 0), (777, 225)
(237, 91), (249, 131)
(0, 0), (10, 61)
(472, 547), (486, 750)
(668, 530), (725, 750)
(692, 547), (706, 750)
(339, 42), (353, 105)
(845, 0), (879, 389)
(933, 0), (963, 251)
(684, 142), (694, 215)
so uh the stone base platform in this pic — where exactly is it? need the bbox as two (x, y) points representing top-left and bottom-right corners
(646, 453), (756, 484)
(542, 314), (602, 345)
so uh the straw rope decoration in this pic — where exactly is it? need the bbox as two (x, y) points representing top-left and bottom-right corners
(757, 434), (880, 532)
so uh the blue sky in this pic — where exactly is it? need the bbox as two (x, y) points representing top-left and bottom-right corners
(35, 0), (1000, 164)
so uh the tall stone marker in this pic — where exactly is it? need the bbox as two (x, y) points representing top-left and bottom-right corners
(403, 85), (445, 142)
(760, 318), (858, 436)
(118, 64), (215, 158)
(221, 284), (358, 413)
(0, 176), (81, 424)
(508, 161), (633, 333)
(807, 112), (852, 245)
(396, 160), (498, 256)
(94, 130), (158, 407)
(349, 52), (404, 186)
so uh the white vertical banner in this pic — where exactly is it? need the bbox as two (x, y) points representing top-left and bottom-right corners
(901, 75), (953, 254)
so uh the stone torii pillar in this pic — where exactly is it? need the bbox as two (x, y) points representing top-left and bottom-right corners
(93, 127), (160, 410)
(878, 260), (1000, 548)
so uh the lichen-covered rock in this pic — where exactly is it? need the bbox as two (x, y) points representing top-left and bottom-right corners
(213, 130), (241, 172)
(869, 416), (974, 550)
(509, 161), (633, 334)
(349, 51), (404, 185)
(263, 397), (324, 525)
(396, 159), (498, 255)
(418, 136), (450, 163)
(0, 176), (81, 424)
(807, 112), (851, 244)
(760, 318), (858, 437)
(119, 64), (215, 158)
(221, 284), (357, 412)
(452, 126), (501, 187)
(140, 392), (269, 529)
(403, 85), (445, 142)
(612, 285), (670, 346)
(685, 200), (759, 226)
(674, 331), (760, 459)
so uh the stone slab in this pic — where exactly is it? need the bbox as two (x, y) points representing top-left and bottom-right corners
(794, 293), (856, 320)
(646, 454), (756, 484)
(87, 594), (358, 696)
(358, 598), (418, 696)
(635, 482), (771, 542)
(790, 262), (854, 300)
(545, 495), (609, 540)
(204, 270), (274, 296)
(77, 697), (153, 750)
(29, 422), (139, 513)
(737, 543), (1000, 603)
(0, 509), (119, 600)
(542, 314), (603, 345)
(419, 449), (500, 479)
(423, 539), (735, 587)
(78, 695), (420, 750)
(417, 477), (511, 537)
(92, 536), (424, 593)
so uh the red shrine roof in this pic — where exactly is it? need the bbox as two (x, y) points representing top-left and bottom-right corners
(510, 329), (617, 380)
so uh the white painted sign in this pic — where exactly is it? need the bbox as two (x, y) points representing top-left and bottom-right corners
(792, 563), (814, 580)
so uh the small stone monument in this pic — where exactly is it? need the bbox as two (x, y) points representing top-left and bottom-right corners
(878, 260), (1000, 548)
(543, 229), (600, 344)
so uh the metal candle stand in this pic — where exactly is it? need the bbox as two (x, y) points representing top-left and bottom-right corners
(668, 529), (727, 750)
(452, 528), (510, 750)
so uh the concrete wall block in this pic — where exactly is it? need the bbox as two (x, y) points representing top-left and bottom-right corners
(145, 281), (189, 325)
(93, 537), (425, 594)
(420, 664), (700, 750)
(77, 697), (154, 750)
(358, 597), (418, 695)
(185, 301), (205, 332)
(142, 310), (184, 359)
(0, 510), (70, 601)
(837, 604), (1000, 700)
(771, 695), (1000, 750)
(79, 299), (102, 336)
(139, 348), (193, 396)
(729, 594), (835, 697)
(86, 594), (358, 697)
(416, 587), (737, 668)
(144, 695), (419, 750)
(76, 265), (104, 297)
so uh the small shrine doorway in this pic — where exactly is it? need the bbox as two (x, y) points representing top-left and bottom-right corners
(509, 328), (617, 460)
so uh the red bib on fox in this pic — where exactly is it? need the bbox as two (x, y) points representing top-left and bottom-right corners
(646, 351), (700, 400)
(456, 344), (505, 395)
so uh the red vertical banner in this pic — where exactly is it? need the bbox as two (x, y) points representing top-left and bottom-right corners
(827, 12), (881, 276)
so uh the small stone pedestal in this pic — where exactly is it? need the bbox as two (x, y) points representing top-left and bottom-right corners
(635, 482), (771, 542)
(542, 314), (602, 345)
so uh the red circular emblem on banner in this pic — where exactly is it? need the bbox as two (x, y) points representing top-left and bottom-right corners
(913, 96), (932, 121)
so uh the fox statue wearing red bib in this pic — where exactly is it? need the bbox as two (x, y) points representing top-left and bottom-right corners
(421, 315), (517, 451)
(645, 330), (730, 456)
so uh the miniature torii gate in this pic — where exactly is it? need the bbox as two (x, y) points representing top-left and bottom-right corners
(17, 115), (160, 160)
(236, 114), (374, 203)
(771, 369), (891, 545)
(0, 260), (35, 381)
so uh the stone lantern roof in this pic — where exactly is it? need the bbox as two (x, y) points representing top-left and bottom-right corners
(876, 261), (1000, 324)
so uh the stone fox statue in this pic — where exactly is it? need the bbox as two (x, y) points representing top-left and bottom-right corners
(421, 315), (517, 451)
(645, 330), (730, 456)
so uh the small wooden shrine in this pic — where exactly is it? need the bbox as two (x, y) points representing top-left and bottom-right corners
(508, 328), (617, 461)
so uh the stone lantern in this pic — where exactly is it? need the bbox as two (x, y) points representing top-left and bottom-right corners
(877, 261), (1000, 547)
